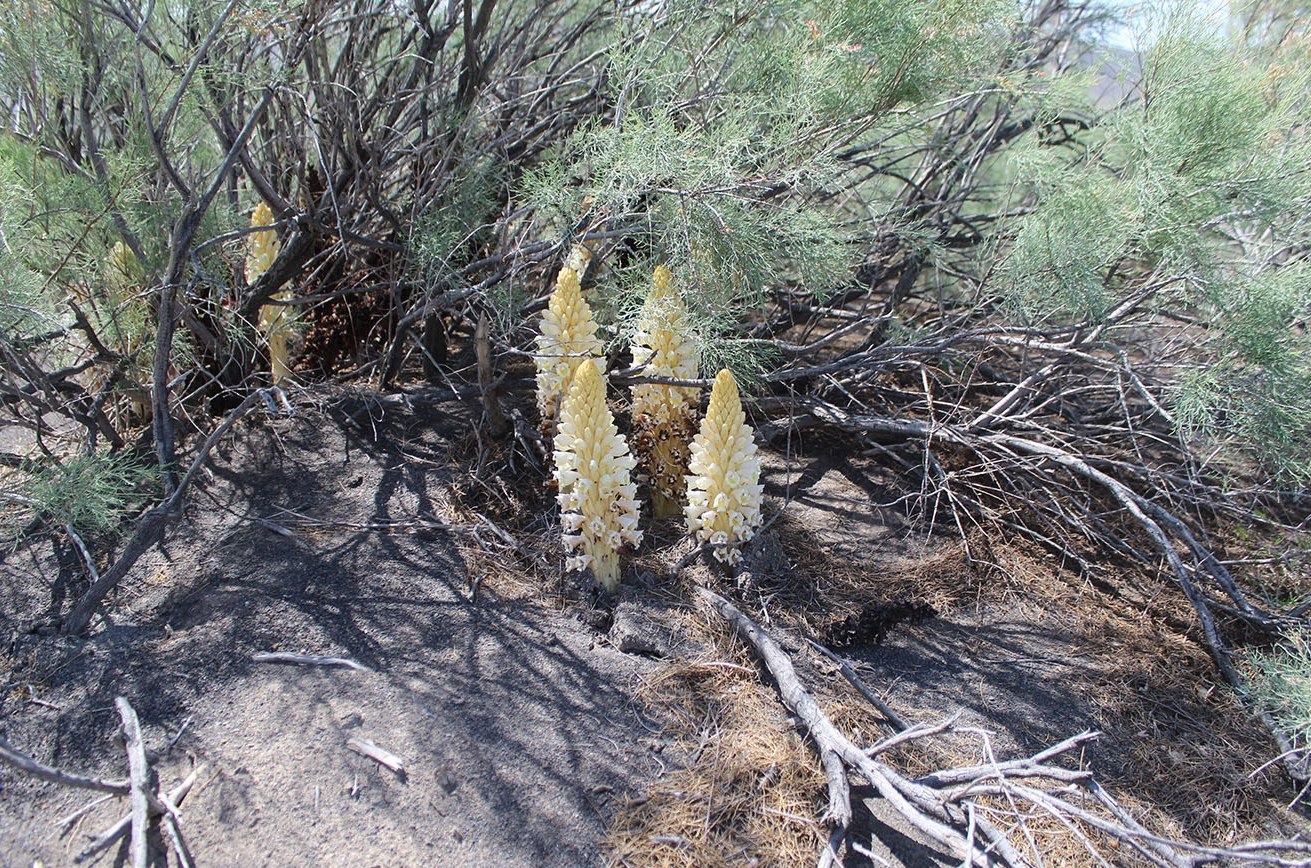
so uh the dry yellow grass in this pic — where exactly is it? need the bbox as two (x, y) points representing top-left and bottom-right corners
(605, 646), (827, 868)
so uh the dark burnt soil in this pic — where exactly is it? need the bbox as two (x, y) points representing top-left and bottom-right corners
(0, 392), (666, 867)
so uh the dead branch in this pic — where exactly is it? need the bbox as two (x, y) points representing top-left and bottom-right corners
(807, 638), (910, 733)
(346, 738), (406, 776)
(253, 652), (370, 672)
(76, 762), (208, 864)
(0, 735), (129, 794)
(699, 585), (1311, 868)
(115, 697), (153, 868)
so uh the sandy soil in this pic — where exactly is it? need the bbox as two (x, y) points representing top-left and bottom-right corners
(1, 394), (666, 867)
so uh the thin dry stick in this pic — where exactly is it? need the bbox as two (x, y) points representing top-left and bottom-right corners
(53, 793), (117, 830)
(346, 738), (406, 775)
(252, 652), (370, 671)
(807, 638), (910, 733)
(695, 586), (986, 866)
(115, 697), (152, 868)
(76, 763), (208, 864)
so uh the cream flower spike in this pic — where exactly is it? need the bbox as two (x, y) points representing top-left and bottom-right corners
(631, 264), (700, 519)
(245, 202), (279, 283)
(247, 203), (293, 383)
(565, 242), (593, 280)
(553, 360), (643, 591)
(684, 368), (763, 566)
(535, 264), (603, 437)
(106, 242), (139, 291)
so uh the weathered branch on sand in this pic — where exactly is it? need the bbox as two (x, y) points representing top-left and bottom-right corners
(346, 738), (407, 776)
(75, 762), (208, 864)
(0, 735), (129, 794)
(699, 585), (1311, 868)
(2, 699), (207, 866)
(115, 697), (153, 868)
(252, 652), (371, 671)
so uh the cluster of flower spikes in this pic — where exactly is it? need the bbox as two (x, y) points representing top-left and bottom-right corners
(535, 263), (603, 439)
(630, 265), (700, 519)
(684, 368), (764, 565)
(552, 360), (643, 591)
(246, 203), (292, 383)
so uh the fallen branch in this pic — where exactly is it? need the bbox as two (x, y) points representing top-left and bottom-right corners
(699, 584), (1311, 867)
(0, 734), (129, 794)
(346, 738), (406, 776)
(53, 793), (116, 830)
(807, 638), (910, 733)
(76, 762), (208, 864)
(253, 652), (371, 671)
(699, 586), (936, 849)
(115, 697), (153, 868)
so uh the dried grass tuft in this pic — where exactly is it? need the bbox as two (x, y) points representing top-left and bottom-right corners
(605, 631), (827, 868)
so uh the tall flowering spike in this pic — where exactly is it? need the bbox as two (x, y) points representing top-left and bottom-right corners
(630, 264), (700, 519)
(247, 203), (293, 383)
(685, 369), (763, 566)
(535, 265), (603, 437)
(554, 361), (643, 591)
(245, 202), (279, 284)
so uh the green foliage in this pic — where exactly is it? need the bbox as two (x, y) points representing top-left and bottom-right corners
(520, 0), (1013, 374)
(5, 453), (151, 544)
(1002, 158), (1137, 322)
(1248, 628), (1311, 752)
(987, 9), (1311, 480)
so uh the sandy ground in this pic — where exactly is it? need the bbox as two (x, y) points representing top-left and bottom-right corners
(1, 395), (666, 867)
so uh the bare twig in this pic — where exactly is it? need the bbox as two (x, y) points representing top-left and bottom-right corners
(253, 652), (370, 672)
(0, 735), (129, 794)
(807, 638), (911, 733)
(76, 763), (208, 864)
(346, 738), (406, 776)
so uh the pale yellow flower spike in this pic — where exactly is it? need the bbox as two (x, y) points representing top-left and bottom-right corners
(553, 361), (643, 591)
(631, 264), (700, 519)
(247, 203), (292, 383)
(684, 368), (763, 566)
(565, 242), (593, 280)
(535, 265), (603, 437)
(245, 202), (279, 283)
(106, 242), (139, 293)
